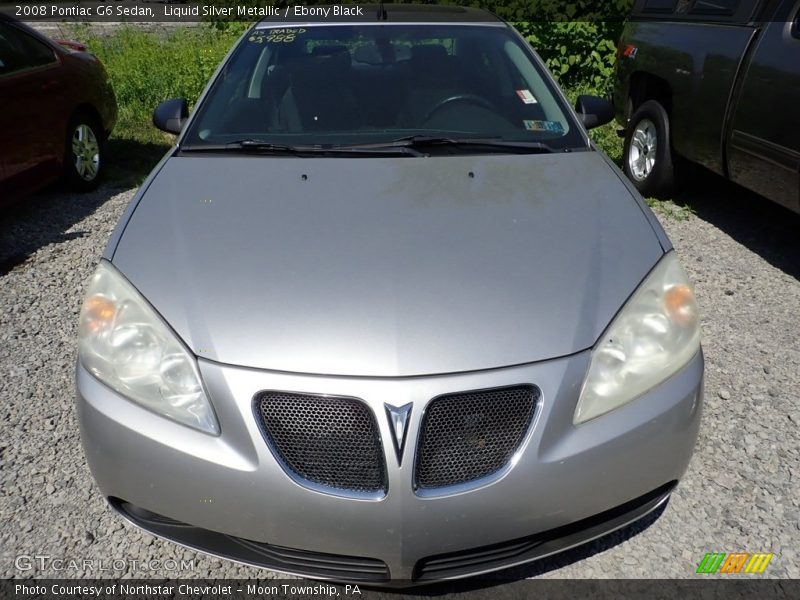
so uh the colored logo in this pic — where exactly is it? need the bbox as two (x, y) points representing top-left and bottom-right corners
(696, 552), (773, 574)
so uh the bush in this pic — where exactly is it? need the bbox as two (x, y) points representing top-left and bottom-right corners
(515, 21), (620, 89)
(410, 0), (632, 87)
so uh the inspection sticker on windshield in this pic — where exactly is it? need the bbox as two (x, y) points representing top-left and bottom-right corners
(524, 120), (564, 133)
(516, 89), (538, 104)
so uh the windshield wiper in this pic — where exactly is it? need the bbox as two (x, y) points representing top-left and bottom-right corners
(382, 135), (559, 154)
(335, 136), (559, 155)
(181, 138), (424, 157)
(229, 139), (303, 153)
(182, 136), (557, 156)
(179, 139), (303, 155)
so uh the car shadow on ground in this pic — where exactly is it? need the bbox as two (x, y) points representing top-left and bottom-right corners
(0, 182), (115, 276)
(105, 137), (170, 188)
(666, 166), (800, 281)
(0, 138), (167, 276)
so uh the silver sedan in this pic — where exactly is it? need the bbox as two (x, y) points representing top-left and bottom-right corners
(75, 5), (703, 586)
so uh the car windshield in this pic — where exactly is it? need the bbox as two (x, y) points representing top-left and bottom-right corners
(182, 23), (586, 152)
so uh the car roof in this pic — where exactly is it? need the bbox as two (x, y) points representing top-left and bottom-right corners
(256, 4), (506, 27)
(0, 13), (61, 49)
(0, 12), (20, 24)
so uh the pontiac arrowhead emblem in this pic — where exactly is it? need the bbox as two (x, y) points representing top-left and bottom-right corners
(384, 403), (412, 465)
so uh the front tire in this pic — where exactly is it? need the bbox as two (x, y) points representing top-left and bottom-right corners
(64, 112), (105, 192)
(623, 100), (674, 197)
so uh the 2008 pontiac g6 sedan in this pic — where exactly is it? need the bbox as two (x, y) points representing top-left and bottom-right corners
(75, 5), (704, 585)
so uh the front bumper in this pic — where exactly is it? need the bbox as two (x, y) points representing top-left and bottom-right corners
(76, 349), (704, 584)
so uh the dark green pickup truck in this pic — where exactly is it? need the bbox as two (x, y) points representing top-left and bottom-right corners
(613, 0), (800, 214)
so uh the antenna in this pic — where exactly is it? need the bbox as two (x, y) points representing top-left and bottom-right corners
(377, 1), (388, 21)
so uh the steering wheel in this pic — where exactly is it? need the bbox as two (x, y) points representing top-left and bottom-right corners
(422, 94), (496, 125)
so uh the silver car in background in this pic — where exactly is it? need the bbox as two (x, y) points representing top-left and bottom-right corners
(75, 5), (703, 585)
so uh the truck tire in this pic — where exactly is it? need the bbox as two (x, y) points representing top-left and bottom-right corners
(623, 100), (674, 197)
(64, 111), (105, 192)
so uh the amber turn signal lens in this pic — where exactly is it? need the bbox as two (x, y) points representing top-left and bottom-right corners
(664, 284), (696, 326)
(83, 295), (116, 331)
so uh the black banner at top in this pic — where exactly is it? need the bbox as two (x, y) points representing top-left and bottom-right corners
(3, 0), (634, 24)
(2, 0), (788, 24)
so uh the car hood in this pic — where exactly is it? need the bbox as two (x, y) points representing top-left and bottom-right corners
(113, 152), (664, 377)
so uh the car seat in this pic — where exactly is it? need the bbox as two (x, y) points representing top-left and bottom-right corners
(277, 46), (360, 133)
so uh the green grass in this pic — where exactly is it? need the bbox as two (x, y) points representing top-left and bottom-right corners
(104, 138), (170, 189)
(586, 121), (623, 164)
(86, 26), (240, 143)
(645, 197), (696, 221)
(66, 26), (242, 185)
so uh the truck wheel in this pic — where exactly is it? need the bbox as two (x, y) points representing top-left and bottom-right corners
(623, 100), (674, 197)
(64, 112), (105, 192)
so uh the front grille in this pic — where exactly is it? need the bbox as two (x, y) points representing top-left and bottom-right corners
(255, 391), (386, 494)
(414, 385), (539, 489)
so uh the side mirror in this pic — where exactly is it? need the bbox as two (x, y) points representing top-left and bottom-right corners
(575, 95), (614, 130)
(153, 98), (188, 135)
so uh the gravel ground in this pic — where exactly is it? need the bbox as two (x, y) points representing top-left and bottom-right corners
(1, 172), (798, 585)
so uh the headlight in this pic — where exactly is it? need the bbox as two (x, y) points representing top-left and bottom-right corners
(574, 252), (700, 424)
(78, 261), (219, 434)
